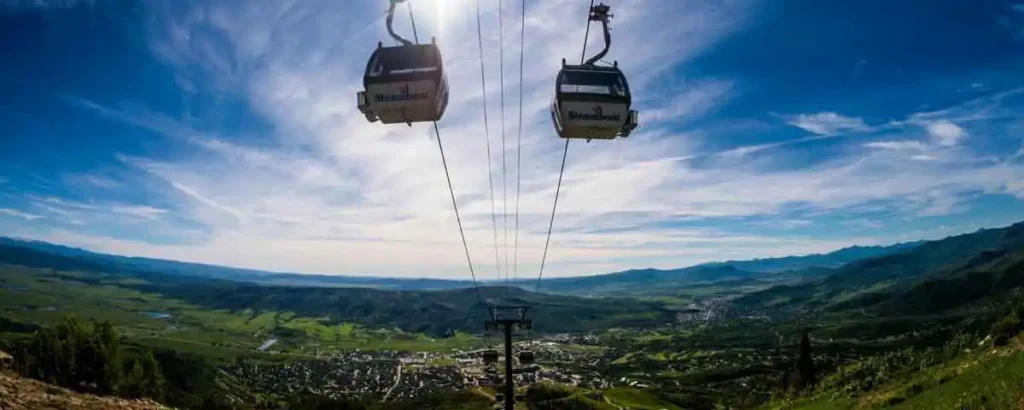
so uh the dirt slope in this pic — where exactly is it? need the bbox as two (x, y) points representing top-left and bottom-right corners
(0, 371), (171, 410)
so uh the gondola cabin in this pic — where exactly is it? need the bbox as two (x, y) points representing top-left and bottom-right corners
(357, 40), (449, 125)
(482, 349), (499, 365)
(518, 351), (535, 365)
(550, 60), (638, 140)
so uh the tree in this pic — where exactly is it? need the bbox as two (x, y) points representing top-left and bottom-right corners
(795, 327), (817, 390)
(138, 351), (166, 401)
(88, 321), (122, 394)
(15, 316), (163, 402)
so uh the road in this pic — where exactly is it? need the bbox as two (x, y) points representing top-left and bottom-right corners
(603, 395), (624, 410)
(474, 387), (496, 401)
(382, 361), (403, 402)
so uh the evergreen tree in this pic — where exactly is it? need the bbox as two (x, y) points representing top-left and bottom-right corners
(796, 327), (817, 389)
(123, 358), (145, 398)
(138, 351), (166, 401)
(92, 321), (122, 394)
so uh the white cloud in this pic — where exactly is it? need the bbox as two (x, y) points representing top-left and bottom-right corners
(720, 134), (831, 158)
(925, 120), (967, 146)
(644, 79), (734, 124)
(26, 195), (171, 225)
(109, 205), (168, 220)
(64, 173), (121, 189)
(864, 140), (926, 151)
(16, 1), (1024, 279)
(0, 208), (42, 221)
(787, 112), (869, 136)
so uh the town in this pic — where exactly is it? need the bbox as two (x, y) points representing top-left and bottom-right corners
(222, 333), (624, 403)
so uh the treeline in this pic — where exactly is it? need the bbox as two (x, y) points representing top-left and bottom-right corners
(10, 315), (166, 401)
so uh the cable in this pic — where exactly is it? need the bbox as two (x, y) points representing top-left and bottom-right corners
(406, 1), (419, 44)
(534, 139), (569, 292)
(512, 0), (525, 289)
(433, 123), (486, 307)
(475, 0), (503, 291)
(405, 2), (486, 308)
(535, 0), (594, 293)
(579, 0), (595, 65)
(498, 0), (510, 296)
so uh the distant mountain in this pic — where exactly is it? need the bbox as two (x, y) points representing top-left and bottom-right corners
(702, 241), (923, 273)
(524, 265), (763, 295)
(0, 237), (477, 290)
(733, 221), (1024, 314)
(0, 235), (928, 296)
(510, 241), (921, 295)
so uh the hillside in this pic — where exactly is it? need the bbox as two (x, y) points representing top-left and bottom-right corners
(733, 222), (1024, 315)
(123, 279), (677, 335)
(704, 241), (922, 273)
(0, 245), (676, 336)
(763, 334), (1024, 410)
(0, 368), (170, 410)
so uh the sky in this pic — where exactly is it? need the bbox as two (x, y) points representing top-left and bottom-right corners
(1, 0), (1024, 280)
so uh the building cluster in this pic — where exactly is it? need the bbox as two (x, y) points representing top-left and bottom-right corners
(386, 365), (466, 400)
(224, 339), (621, 401)
(224, 358), (400, 400)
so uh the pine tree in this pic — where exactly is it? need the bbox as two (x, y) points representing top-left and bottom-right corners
(123, 358), (146, 398)
(796, 327), (817, 389)
(93, 321), (122, 394)
(139, 351), (166, 401)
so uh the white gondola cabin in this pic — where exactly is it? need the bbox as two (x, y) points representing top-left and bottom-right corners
(357, 40), (450, 125)
(550, 60), (637, 140)
(549, 3), (638, 140)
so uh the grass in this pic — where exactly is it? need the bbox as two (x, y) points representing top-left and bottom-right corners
(770, 336), (1024, 410)
(831, 281), (894, 304)
(890, 349), (1024, 409)
(612, 352), (636, 364)
(0, 265), (481, 357)
(603, 387), (684, 410)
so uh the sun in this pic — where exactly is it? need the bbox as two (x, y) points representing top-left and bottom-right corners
(429, 0), (472, 39)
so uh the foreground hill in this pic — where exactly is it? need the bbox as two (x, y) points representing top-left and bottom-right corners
(763, 334), (1024, 410)
(0, 368), (170, 410)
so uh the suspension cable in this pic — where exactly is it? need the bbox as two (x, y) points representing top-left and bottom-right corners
(535, 0), (594, 293)
(512, 0), (525, 289)
(405, 2), (486, 308)
(433, 122), (486, 307)
(498, 0), (510, 296)
(406, 1), (419, 44)
(475, 0), (503, 290)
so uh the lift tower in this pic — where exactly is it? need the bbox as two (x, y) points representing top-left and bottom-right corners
(485, 306), (531, 410)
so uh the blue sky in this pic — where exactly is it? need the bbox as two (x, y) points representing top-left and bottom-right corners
(1, 0), (1023, 279)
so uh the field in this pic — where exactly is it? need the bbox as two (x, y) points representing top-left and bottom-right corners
(0, 264), (481, 356)
(603, 387), (684, 410)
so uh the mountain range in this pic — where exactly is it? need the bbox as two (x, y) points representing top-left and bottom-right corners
(3, 223), (1024, 335)
(733, 222), (1024, 319)
(0, 236), (921, 294)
